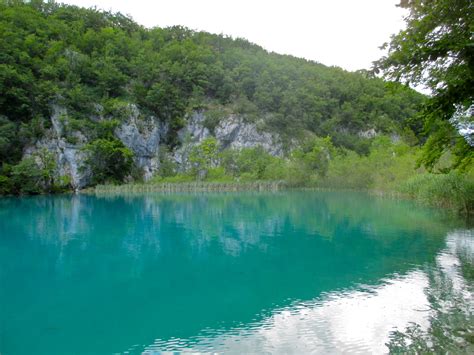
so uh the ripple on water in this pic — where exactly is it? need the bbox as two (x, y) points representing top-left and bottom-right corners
(142, 270), (432, 354)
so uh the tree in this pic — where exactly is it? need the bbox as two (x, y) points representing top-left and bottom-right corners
(374, 0), (473, 170)
(83, 138), (134, 184)
(11, 156), (43, 194)
(189, 137), (219, 179)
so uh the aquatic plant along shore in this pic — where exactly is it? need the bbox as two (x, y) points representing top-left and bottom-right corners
(94, 181), (286, 193)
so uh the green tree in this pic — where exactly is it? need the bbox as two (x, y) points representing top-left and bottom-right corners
(83, 138), (134, 184)
(374, 0), (473, 170)
(302, 137), (334, 177)
(0, 116), (16, 163)
(189, 137), (219, 179)
(11, 156), (44, 194)
(235, 147), (275, 180)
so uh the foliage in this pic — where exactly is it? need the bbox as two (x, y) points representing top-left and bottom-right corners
(387, 241), (474, 353)
(10, 156), (44, 194)
(188, 137), (219, 178)
(0, 0), (424, 174)
(156, 145), (177, 178)
(149, 174), (194, 184)
(292, 137), (334, 178)
(320, 136), (422, 190)
(2, 0), (471, 202)
(374, 0), (473, 170)
(399, 171), (474, 214)
(205, 167), (233, 182)
(82, 138), (134, 185)
(0, 148), (68, 194)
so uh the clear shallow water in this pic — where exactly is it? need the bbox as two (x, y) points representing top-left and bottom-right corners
(0, 191), (472, 354)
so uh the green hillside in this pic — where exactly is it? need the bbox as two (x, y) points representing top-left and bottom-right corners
(0, 0), (423, 158)
(1, 0), (472, 213)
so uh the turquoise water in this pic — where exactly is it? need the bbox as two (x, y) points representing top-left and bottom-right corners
(0, 191), (472, 353)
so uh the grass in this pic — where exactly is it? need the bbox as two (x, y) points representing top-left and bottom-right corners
(92, 171), (474, 217)
(399, 172), (474, 215)
(94, 180), (286, 193)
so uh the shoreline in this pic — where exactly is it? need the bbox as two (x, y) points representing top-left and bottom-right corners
(89, 181), (288, 194)
(79, 181), (473, 218)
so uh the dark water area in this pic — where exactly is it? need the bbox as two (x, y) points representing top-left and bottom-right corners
(0, 191), (472, 353)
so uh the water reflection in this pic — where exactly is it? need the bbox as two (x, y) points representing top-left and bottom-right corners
(144, 271), (431, 354)
(143, 230), (473, 354)
(387, 230), (474, 353)
(0, 192), (471, 354)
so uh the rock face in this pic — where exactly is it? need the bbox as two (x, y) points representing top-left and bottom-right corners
(27, 106), (282, 188)
(25, 105), (91, 190)
(214, 115), (282, 155)
(177, 111), (211, 142)
(115, 105), (167, 180)
(358, 128), (377, 139)
(173, 111), (283, 170)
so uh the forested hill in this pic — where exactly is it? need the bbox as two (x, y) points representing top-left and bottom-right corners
(0, 0), (428, 194)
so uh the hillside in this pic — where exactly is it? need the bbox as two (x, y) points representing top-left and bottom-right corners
(0, 0), (427, 193)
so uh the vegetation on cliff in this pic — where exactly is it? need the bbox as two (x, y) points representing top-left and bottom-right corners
(0, 0), (472, 215)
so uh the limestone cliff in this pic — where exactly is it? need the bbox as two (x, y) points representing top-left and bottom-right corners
(26, 106), (283, 189)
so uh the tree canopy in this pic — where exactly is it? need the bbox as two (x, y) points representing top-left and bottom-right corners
(0, 0), (434, 194)
(374, 0), (473, 170)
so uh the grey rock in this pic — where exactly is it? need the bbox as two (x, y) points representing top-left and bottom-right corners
(177, 111), (211, 143)
(172, 112), (283, 172)
(115, 104), (167, 180)
(25, 106), (91, 190)
(358, 128), (377, 139)
(26, 105), (283, 187)
(215, 115), (283, 156)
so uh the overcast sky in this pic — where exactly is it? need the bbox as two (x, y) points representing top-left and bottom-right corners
(60, 0), (407, 72)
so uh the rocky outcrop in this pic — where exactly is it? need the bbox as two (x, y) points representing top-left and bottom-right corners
(25, 105), (91, 190)
(173, 111), (283, 170)
(115, 105), (167, 180)
(27, 106), (283, 188)
(177, 111), (211, 142)
(215, 115), (283, 155)
(358, 128), (377, 139)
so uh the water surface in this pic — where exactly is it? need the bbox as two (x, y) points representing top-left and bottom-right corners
(0, 191), (472, 353)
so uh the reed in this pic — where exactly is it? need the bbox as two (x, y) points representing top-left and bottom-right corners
(399, 172), (474, 215)
(94, 181), (286, 194)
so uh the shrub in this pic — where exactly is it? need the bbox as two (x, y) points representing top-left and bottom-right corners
(0, 174), (13, 194)
(83, 138), (134, 185)
(11, 157), (44, 194)
(189, 137), (219, 178)
(205, 167), (233, 181)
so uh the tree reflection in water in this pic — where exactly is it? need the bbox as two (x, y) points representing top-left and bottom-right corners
(387, 230), (474, 354)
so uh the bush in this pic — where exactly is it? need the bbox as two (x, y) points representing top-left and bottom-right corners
(189, 137), (219, 178)
(157, 145), (177, 178)
(319, 138), (420, 190)
(263, 158), (287, 180)
(11, 157), (44, 194)
(205, 167), (233, 181)
(0, 174), (13, 194)
(83, 138), (134, 185)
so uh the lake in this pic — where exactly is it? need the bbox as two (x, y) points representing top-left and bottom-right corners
(0, 191), (472, 354)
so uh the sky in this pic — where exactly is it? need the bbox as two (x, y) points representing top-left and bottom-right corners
(60, 0), (407, 72)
